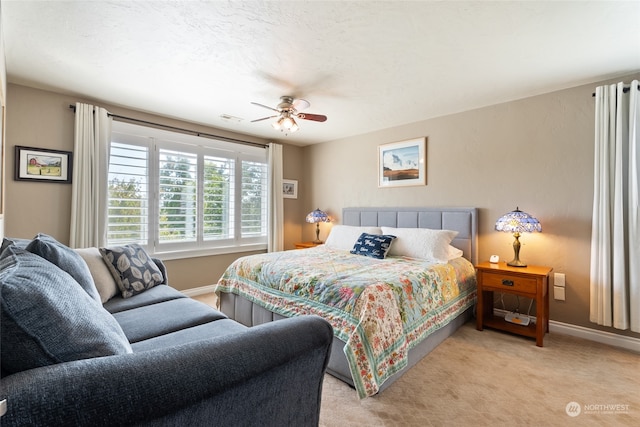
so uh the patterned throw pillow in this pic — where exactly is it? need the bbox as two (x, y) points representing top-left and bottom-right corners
(350, 233), (396, 259)
(100, 244), (164, 298)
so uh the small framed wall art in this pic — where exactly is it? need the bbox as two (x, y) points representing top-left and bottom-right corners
(283, 179), (298, 199)
(14, 145), (73, 183)
(378, 137), (426, 187)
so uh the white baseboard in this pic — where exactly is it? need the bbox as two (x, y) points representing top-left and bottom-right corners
(494, 308), (640, 353)
(181, 284), (217, 297)
(549, 320), (640, 353)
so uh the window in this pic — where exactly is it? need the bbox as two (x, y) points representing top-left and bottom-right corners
(108, 121), (268, 257)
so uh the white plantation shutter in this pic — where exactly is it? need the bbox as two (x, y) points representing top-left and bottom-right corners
(107, 141), (150, 245)
(107, 121), (268, 255)
(158, 149), (198, 243)
(241, 160), (268, 238)
(203, 156), (235, 240)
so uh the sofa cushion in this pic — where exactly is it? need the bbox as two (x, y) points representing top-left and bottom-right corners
(103, 284), (185, 314)
(131, 318), (248, 352)
(112, 298), (228, 343)
(25, 233), (101, 302)
(100, 243), (164, 298)
(0, 246), (132, 375)
(75, 247), (119, 303)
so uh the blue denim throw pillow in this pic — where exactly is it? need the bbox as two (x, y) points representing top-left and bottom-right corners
(350, 233), (397, 259)
(25, 233), (101, 302)
(0, 246), (132, 375)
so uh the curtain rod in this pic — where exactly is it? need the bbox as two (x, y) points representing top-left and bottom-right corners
(591, 85), (639, 97)
(69, 105), (268, 148)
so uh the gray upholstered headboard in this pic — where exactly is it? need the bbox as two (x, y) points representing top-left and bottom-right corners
(342, 207), (478, 265)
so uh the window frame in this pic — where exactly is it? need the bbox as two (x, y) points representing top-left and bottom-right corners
(108, 121), (269, 260)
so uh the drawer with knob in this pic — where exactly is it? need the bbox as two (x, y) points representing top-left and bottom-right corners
(480, 272), (537, 295)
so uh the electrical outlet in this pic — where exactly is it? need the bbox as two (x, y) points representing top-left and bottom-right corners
(554, 273), (566, 287)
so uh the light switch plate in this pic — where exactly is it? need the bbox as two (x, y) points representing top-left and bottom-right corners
(554, 273), (566, 287)
(554, 286), (566, 301)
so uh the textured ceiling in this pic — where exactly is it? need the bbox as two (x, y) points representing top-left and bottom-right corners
(2, 1), (640, 145)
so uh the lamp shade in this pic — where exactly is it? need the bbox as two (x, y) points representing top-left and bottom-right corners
(306, 208), (330, 224)
(495, 208), (542, 234)
(495, 207), (541, 267)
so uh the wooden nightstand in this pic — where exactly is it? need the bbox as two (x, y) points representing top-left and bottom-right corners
(294, 241), (323, 249)
(476, 261), (552, 347)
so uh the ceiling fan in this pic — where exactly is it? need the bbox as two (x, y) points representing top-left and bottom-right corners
(251, 96), (327, 133)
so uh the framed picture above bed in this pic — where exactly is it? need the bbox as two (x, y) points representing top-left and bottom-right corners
(378, 137), (426, 187)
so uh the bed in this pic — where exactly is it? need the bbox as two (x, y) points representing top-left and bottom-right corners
(214, 207), (478, 398)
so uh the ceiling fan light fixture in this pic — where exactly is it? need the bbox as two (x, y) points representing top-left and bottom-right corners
(272, 117), (283, 130)
(282, 115), (294, 129)
(252, 96), (327, 134)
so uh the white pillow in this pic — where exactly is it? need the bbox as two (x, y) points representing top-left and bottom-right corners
(380, 227), (459, 263)
(447, 245), (464, 260)
(75, 247), (119, 303)
(324, 225), (383, 251)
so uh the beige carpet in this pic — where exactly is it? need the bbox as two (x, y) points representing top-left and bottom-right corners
(319, 322), (639, 427)
(192, 294), (638, 426)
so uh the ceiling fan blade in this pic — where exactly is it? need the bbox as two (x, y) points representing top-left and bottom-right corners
(292, 98), (310, 111)
(251, 102), (280, 113)
(251, 115), (278, 123)
(297, 113), (327, 122)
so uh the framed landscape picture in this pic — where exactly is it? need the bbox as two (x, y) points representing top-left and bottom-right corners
(14, 146), (73, 183)
(378, 137), (426, 187)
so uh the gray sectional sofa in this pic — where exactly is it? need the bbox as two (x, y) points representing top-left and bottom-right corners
(0, 235), (333, 426)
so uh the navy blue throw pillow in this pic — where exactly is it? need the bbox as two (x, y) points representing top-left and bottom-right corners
(350, 233), (396, 259)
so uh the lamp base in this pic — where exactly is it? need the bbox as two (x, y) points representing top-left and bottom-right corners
(508, 232), (527, 267)
(312, 239), (323, 244)
(507, 259), (527, 268)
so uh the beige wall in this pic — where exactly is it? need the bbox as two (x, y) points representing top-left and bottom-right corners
(4, 84), (305, 290)
(303, 73), (640, 339)
(6, 73), (640, 339)
(282, 143), (305, 249)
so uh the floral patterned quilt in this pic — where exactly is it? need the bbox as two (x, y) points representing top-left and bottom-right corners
(214, 246), (477, 398)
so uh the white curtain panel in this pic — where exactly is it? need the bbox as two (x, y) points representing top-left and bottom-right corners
(590, 80), (640, 332)
(268, 142), (284, 252)
(69, 103), (112, 248)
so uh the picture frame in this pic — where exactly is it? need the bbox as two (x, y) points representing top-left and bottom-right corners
(14, 146), (73, 183)
(283, 179), (298, 199)
(378, 137), (426, 187)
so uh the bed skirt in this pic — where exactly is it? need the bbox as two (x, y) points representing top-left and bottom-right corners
(218, 291), (474, 393)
